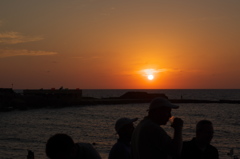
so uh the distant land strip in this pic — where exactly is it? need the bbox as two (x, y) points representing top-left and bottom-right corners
(0, 89), (240, 112)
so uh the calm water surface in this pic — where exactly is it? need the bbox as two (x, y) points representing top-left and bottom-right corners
(1, 103), (240, 159)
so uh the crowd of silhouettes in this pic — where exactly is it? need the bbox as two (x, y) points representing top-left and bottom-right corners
(27, 97), (222, 159)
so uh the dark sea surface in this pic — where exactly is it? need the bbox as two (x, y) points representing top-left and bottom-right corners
(1, 89), (240, 159)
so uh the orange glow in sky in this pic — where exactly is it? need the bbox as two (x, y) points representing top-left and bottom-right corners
(0, 1), (240, 89)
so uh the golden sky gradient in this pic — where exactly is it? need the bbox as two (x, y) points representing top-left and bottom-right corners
(0, 1), (240, 89)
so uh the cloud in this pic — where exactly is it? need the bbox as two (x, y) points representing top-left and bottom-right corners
(71, 55), (101, 59)
(0, 32), (44, 44)
(140, 68), (167, 76)
(71, 56), (84, 59)
(0, 49), (57, 58)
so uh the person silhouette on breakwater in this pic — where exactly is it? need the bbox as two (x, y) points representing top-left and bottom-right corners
(131, 97), (184, 159)
(108, 117), (138, 159)
(27, 150), (34, 159)
(181, 120), (219, 159)
(46, 133), (101, 159)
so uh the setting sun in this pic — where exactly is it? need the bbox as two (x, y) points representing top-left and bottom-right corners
(140, 68), (166, 82)
(147, 75), (154, 80)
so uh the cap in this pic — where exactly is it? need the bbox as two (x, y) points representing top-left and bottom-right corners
(115, 117), (138, 133)
(148, 97), (179, 111)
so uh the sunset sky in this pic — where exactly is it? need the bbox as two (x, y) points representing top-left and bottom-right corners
(1, 0), (240, 89)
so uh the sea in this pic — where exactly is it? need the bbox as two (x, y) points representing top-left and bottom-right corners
(0, 89), (240, 159)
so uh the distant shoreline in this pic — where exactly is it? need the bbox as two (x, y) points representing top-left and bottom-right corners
(1, 89), (240, 112)
(1, 97), (240, 113)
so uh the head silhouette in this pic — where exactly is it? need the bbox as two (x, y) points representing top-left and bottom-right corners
(115, 117), (138, 141)
(196, 120), (214, 145)
(147, 97), (179, 125)
(46, 134), (76, 159)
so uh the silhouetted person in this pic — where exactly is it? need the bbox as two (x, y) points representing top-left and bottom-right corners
(27, 150), (34, 159)
(131, 97), (183, 159)
(108, 117), (138, 159)
(181, 120), (219, 159)
(46, 133), (101, 159)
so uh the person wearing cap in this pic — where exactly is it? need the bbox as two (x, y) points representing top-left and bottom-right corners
(108, 117), (138, 159)
(181, 120), (219, 159)
(131, 97), (183, 159)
